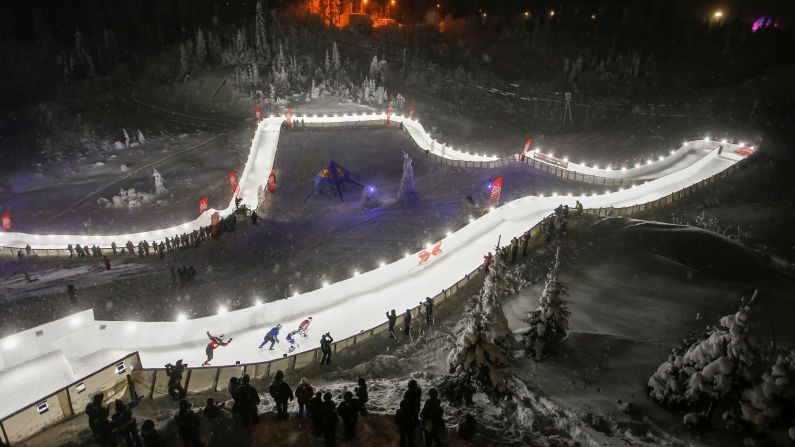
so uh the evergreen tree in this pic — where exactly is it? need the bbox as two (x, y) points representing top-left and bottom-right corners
(522, 247), (570, 360)
(195, 28), (207, 68)
(255, 1), (270, 63)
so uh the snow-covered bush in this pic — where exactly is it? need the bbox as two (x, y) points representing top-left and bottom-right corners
(522, 247), (570, 360)
(442, 254), (526, 403)
(101, 188), (159, 209)
(740, 350), (795, 432)
(648, 291), (760, 408)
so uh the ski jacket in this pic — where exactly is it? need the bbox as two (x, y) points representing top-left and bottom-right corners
(295, 383), (314, 403)
(269, 379), (294, 402)
(337, 399), (359, 423)
(299, 319), (311, 331)
(206, 332), (229, 348)
(420, 397), (444, 432)
(267, 327), (280, 338)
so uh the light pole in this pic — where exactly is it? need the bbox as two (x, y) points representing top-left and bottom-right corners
(387, 0), (396, 19)
(361, 0), (367, 14)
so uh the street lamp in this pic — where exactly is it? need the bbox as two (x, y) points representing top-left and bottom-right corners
(361, 0), (368, 14)
(387, 0), (396, 18)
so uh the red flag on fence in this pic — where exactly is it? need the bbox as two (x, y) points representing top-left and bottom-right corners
(267, 170), (276, 193)
(255, 106), (262, 123)
(1, 212), (10, 231)
(488, 176), (504, 206)
(228, 172), (240, 196)
(198, 198), (209, 215)
(286, 109), (293, 128)
(520, 138), (533, 161)
(386, 107), (393, 125)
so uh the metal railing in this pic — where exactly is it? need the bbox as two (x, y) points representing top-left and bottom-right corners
(0, 134), (756, 445)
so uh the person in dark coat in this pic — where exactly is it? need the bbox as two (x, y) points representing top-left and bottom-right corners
(309, 391), (324, 437)
(268, 370), (294, 420)
(510, 237), (519, 263)
(403, 309), (412, 335)
(103, 255), (112, 270)
(424, 298), (433, 327)
(320, 332), (333, 364)
(237, 374), (261, 426)
(295, 378), (314, 419)
(202, 398), (223, 418)
(457, 413), (476, 440)
(355, 377), (369, 415)
(86, 394), (113, 446)
(140, 419), (166, 447)
(174, 399), (201, 447)
(111, 399), (141, 446)
(420, 389), (444, 447)
(322, 392), (338, 447)
(395, 398), (416, 447)
(386, 309), (398, 338)
(336, 391), (360, 440)
(404, 380), (422, 423)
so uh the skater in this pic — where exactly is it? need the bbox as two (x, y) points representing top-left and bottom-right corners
(111, 399), (141, 446)
(322, 392), (339, 447)
(174, 399), (201, 447)
(258, 324), (282, 350)
(165, 360), (187, 401)
(395, 398), (416, 447)
(403, 309), (412, 336)
(298, 317), (313, 336)
(111, 241), (118, 255)
(250, 210), (258, 225)
(309, 391), (324, 436)
(268, 370), (293, 420)
(355, 377), (369, 415)
(420, 388), (444, 447)
(103, 255), (111, 271)
(203, 331), (232, 366)
(424, 297), (433, 327)
(237, 374), (260, 426)
(337, 391), (360, 440)
(320, 332), (333, 364)
(86, 394), (113, 446)
(67, 283), (78, 304)
(387, 309), (398, 338)
(295, 378), (314, 419)
(286, 329), (300, 353)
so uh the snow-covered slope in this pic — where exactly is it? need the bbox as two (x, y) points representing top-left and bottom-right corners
(0, 113), (751, 422)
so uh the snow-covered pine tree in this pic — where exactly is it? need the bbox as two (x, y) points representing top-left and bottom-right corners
(255, 1), (270, 63)
(137, 130), (146, 144)
(74, 29), (96, 78)
(324, 49), (331, 74)
(207, 31), (222, 65)
(123, 129), (131, 147)
(332, 41), (341, 73)
(195, 29), (207, 68)
(179, 41), (190, 75)
(522, 246), (570, 360)
(369, 55), (379, 79)
(740, 350), (795, 433)
(648, 291), (761, 408)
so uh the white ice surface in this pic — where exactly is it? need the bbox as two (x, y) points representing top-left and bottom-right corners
(0, 113), (748, 419)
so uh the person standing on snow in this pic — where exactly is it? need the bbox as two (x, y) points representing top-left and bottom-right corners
(259, 324), (282, 350)
(295, 378), (314, 419)
(386, 310), (398, 338)
(403, 309), (413, 336)
(420, 388), (444, 447)
(309, 391), (324, 436)
(103, 255), (111, 271)
(337, 391), (360, 440)
(298, 317), (313, 337)
(395, 398), (416, 447)
(320, 333), (334, 364)
(424, 298), (433, 327)
(355, 378), (369, 415)
(174, 399), (201, 447)
(203, 331), (232, 366)
(268, 370), (293, 420)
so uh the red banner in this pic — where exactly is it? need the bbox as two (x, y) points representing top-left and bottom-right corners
(734, 146), (755, 157)
(520, 138), (533, 161)
(418, 241), (443, 265)
(255, 106), (262, 123)
(286, 109), (293, 128)
(1, 212), (10, 231)
(228, 172), (240, 196)
(386, 107), (393, 125)
(267, 170), (276, 193)
(488, 176), (503, 206)
(198, 197), (209, 214)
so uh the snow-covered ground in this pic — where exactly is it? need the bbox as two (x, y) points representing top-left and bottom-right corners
(0, 112), (748, 428)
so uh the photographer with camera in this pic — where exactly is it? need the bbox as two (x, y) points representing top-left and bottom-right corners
(165, 359), (187, 401)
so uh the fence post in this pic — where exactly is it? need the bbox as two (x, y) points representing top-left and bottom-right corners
(212, 368), (221, 392)
(148, 372), (157, 400)
(126, 374), (138, 401)
(265, 362), (271, 378)
(289, 356), (297, 373)
(183, 369), (193, 393)
(0, 420), (8, 446)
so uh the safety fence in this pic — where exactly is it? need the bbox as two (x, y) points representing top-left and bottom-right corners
(0, 131), (756, 445)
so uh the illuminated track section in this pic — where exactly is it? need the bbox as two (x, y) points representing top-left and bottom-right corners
(0, 112), (753, 425)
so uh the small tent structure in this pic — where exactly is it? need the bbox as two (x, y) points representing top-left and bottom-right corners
(305, 161), (363, 202)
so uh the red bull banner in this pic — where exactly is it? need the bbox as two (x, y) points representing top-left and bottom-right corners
(521, 138), (533, 161)
(1, 212), (10, 231)
(267, 170), (276, 193)
(488, 176), (504, 206)
(286, 109), (293, 128)
(418, 241), (443, 265)
(734, 146), (755, 157)
(255, 106), (262, 123)
(228, 172), (240, 196)
(386, 107), (393, 125)
(198, 198), (209, 214)
(532, 151), (569, 168)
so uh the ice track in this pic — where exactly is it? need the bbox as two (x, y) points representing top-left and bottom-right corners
(0, 113), (751, 422)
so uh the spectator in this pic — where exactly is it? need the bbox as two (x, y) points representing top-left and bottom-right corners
(420, 388), (444, 447)
(386, 310), (398, 338)
(269, 370), (294, 420)
(86, 394), (113, 446)
(295, 378), (314, 419)
(237, 374), (261, 426)
(140, 419), (165, 447)
(309, 391), (324, 437)
(111, 399), (141, 446)
(202, 398), (223, 418)
(320, 332), (334, 364)
(228, 376), (241, 416)
(403, 309), (412, 336)
(457, 413), (476, 440)
(174, 399), (201, 447)
(395, 398), (416, 447)
(322, 392), (339, 447)
(404, 380), (422, 425)
(336, 391), (360, 440)
(355, 377), (369, 415)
